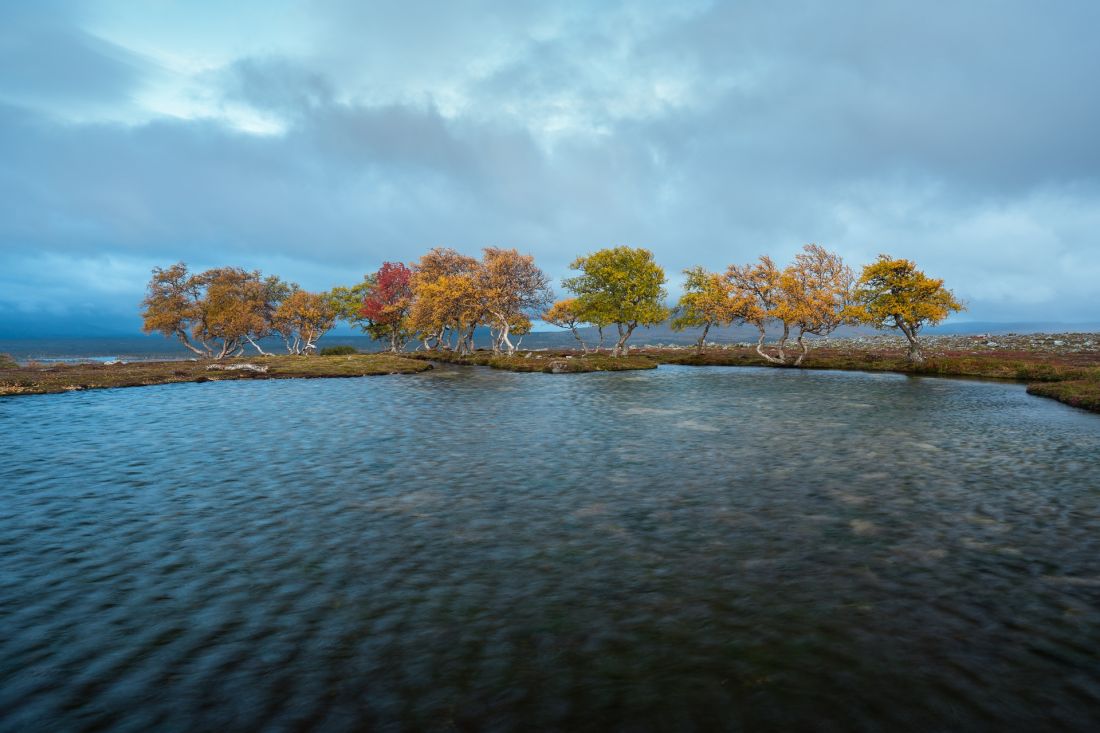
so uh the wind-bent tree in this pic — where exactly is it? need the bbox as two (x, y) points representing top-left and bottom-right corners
(727, 256), (792, 364)
(544, 298), (592, 353)
(563, 246), (669, 357)
(671, 266), (750, 354)
(329, 275), (376, 334)
(141, 263), (285, 359)
(849, 255), (964, 363)
(479, 247), (553, 355)
(359, 262), (414, 352)
(271, 290), (337, 354)
(776, 244), (855, 366)
(409, 248), (482, 352)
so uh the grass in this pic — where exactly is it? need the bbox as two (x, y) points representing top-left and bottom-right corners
(652, 346), (1100, 414)
(4, 343), (1098, 415)
(1027, 378), (1100, 413)
(0, 353), (432, 397)
(406, 349), (659, 373)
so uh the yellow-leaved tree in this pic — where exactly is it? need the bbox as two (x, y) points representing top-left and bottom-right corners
(563, 246), (669, 357)
(408, 248), (482, 353)
(671, 266), (751, 354)
(849, 255), (964, 363)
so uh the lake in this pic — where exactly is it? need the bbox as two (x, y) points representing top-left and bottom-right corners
(2, 365), (1099, 731)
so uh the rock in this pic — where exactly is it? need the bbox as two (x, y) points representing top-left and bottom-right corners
(206, 363), (269, 373)
(547, 359), (570, 374)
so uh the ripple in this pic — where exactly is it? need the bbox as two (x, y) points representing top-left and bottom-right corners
(1, 367), (1100, 730)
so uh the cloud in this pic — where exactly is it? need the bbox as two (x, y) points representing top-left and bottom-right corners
(1, 0), (1099, 335)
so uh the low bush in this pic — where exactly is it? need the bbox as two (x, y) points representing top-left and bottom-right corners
(320, 345), (358, 356)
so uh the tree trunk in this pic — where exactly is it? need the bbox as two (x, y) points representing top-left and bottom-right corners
(613, 322), (636, 357)
(776, 322), (790, 364)
(500, 320), (515, 355)
(754, 324), (784, 364)
(794, 329), (809, 366)
(597, 326), (605, 353)
(175, 330), (208, 357)
(895, 316), (924, 363)
(696, 322), (711, 354)
(569, 325), (588, 354)
(245, 334), (272, 356)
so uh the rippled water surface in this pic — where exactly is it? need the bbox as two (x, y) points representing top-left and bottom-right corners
(2, 365), (1100, 731)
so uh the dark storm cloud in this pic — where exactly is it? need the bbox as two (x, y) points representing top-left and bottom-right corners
(0, 0), (1098, 335)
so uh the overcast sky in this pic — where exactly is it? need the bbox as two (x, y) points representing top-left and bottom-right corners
(2, 0), (1098, 335)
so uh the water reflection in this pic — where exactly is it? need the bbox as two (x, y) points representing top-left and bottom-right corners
(1, 366), (1099, 730)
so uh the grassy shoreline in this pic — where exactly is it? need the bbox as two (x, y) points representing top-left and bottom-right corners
(2, 345), (1098, 414)
(0, 353), (432, 397)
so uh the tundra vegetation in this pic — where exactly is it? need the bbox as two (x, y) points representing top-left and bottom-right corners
(5, 243), (1085, 412)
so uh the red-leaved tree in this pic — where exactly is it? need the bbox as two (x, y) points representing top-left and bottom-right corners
(359, 262), (414, 352)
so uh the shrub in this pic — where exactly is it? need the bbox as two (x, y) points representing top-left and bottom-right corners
(320, 345), (358, 356)
(0, 353), (17, 369)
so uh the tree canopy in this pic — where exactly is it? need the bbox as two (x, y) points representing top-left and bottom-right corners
(563, 246), (669, 356)
(849, 255), (964, 363)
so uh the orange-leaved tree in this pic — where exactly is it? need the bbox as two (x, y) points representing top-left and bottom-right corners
(141, 263), (288, 359)
(408, 248), (482, 353)
(775, 244), (855, 366)
(849, 255), (964, 363)
(726, 255), (791, 364)
(478, 247), (553, 355)
(271, 290), (337, 355)
(544, 298), (592, 353)
(671, 266), (752, 354)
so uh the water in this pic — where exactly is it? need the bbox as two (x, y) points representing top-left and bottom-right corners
(2, 366), (1099, 731)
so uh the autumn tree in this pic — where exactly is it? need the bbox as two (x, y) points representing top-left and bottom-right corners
(727, 255), (791, 364)
(775, 244), (855, 365)
(408, 248), (483, 353)
(478, 247), (553, 355)
(329, 275), (376, 334)
(544, 298), (591, 353)
(271, 290), (337, 354)
(358, 262), (414, 352)
(671, 266), (750, 354)
(849, 255), (964, 363)
(141, 263), (287, 359)
(563, 246), (669, 357)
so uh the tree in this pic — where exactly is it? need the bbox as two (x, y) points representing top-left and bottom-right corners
(849, 255), (964, 363)
(563, 246), (669, 356)
(408, 248), (482, 353)
(671, 266), (749, 354)
(775, 244), (855, 366)
(478, 247), (553, 355)
(271, 290), (337, 354)
(726, 256), (790, 364)
(544, 298), (591, 353)
(141, 263), (285, 359)
(359, 262), (414, 352)
(329, 275), (376, 334)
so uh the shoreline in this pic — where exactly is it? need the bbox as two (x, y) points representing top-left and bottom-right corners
(2, 345), (1097, 414)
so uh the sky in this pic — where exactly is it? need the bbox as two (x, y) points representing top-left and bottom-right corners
(1, 0), (1098, 336)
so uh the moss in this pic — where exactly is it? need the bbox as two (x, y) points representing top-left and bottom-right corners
(0, 354), (431, 398)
